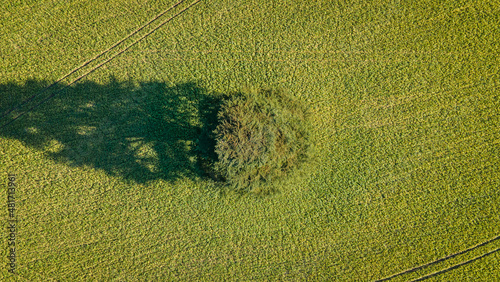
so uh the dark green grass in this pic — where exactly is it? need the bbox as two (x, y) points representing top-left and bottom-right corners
(1, 0), (499, 280)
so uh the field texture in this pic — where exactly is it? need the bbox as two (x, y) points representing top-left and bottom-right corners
(1, 0), (499, 280)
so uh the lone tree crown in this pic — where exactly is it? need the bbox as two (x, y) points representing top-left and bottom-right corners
(210, 88), (312, 194)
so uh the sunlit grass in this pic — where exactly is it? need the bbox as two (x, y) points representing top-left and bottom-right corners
(1, 0), (499, 280)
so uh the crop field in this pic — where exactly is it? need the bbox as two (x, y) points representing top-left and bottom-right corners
(1, 0), (499, 280)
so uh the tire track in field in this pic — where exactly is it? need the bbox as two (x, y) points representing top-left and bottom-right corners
(1, 0), (187, 120)
(0, 0), (196, 129)
(410, 247), (500, 281)
(376, 235), (500, 281)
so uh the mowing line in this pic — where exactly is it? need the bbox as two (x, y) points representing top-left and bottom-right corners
(0, 0), (201, 131)
(375, 235), (500, 281)
(0, 0), (187, 125)
(410, 247), (500, 281)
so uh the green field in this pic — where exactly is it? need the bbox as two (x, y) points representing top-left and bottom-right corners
(1, 0), (499, 280)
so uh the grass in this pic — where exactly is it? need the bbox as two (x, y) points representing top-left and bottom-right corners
(1, 0), (499, 280)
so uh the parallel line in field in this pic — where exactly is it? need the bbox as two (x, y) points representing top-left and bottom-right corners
(374, 2), (481, 46)
(336, 80), (499, 132)
(410, 247), (500, 281)
(369, 161), (499, 204)
(318, 73), (498, 126)
(24, 179), (204, 222)
(0, 0), (186, 122)
(375, 235), (500, 281)
(24, 218), (185, 263)
(27, 213), (321, 278)
(0, 0), (200, 130)
(138, 240), (317, 281)
(60, 228), (224, 278)
(397, 136), (496, 166)
(358, 71), (499, 110)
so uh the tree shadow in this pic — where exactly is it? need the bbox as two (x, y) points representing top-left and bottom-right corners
(0, 78), (223, 185)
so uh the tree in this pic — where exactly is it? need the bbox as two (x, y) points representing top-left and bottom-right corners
(210, 88), (312, 194)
